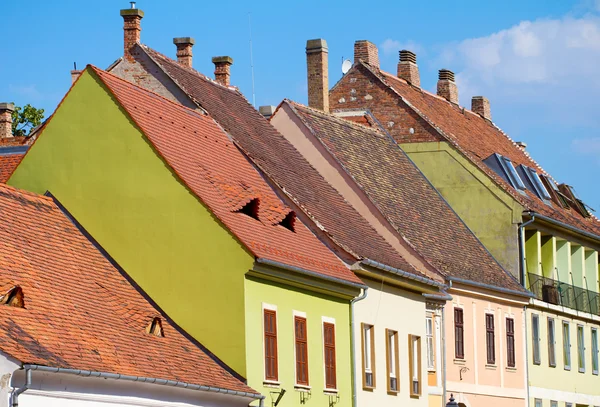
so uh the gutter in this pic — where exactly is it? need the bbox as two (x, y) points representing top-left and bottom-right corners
(447, 276), (534, 299)
(350, 288), (368, 407)
(20, 365), (265, 405)
(524, 211), (600, 243)
(10, 367), (31, 406)
(422, 292), (452, 301)
(361, 258), (446, 288)
(518, 214), (536, 287)
(256, 258), (368, 290)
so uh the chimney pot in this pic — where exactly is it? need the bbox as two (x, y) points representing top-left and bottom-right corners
(259, 105), (276, 119)
(437, 69), (458, 104)
(397, 50), (420, 87)
(0, 103), (15, 139)
(212, 56), (233, 86)
(354, 40), (380, 70)
(70, 70), (82, 84)
(120, 7), (144, 62)
(173, 37), (195, 68)
(471, 96), (491, 121)
(516, 141), (527, 150)
(306, 38), (329, 113)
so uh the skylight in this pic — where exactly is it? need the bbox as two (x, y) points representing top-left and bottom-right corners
(518, 165), (551, 201)
(484, 153), (527, 193)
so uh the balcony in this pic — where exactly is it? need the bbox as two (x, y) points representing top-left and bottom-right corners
(528, 273), (600, 316)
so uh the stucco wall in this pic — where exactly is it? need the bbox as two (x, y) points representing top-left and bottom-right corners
(526, 304), (600, 406)
(446, 290), (527, 407)
(8, 71), (253, 376)
(244, 276), (352, 407)
(353, 276), (430, 407)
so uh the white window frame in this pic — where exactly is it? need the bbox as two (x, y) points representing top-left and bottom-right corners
(362, 323), (375, 389)
(386, 329), (399, 393)
(563, 321), (571, 371)
(548, 317), (556, 367)
(577, 324), (585, 373)
(426, 316), (435, 371)
(592, 327), (599, 375)
(532, 314), (541, 365)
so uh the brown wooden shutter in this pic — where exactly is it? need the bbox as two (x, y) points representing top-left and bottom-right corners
(486, 314), (495, 364)
(506, 318), (515, 367)
(323, 322), (336, 389)
(454, 309), (464, 359)
(295, 316), (309, 385)
(264, 309), (278, 381)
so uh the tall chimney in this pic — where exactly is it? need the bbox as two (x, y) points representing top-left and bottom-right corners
(471, 96), (491, 121)
(354, 40), (379, 70)
(0, 103), (15, 139)
(212, 56), (233, 86)
(306, 39), (329, 113)
(397, 50), (420, 87)
(120, 3), (144, 63)
(173, 37), (195, 68)
(437, 69), (458, 104)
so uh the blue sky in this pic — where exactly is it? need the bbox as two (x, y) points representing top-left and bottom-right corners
(3, 0), (599, 210)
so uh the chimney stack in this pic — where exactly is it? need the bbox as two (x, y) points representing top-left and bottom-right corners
(0, 103), (15, 139)
(437, 69), (458, 104)
(120, 3), (144, 62)
(471, 96), (491, 121)
(70, 70), (82, 84)
(173, 37), (195, 68)
(306, 39), (329, 113)
(212, 56), (233, 86)
(259, 105), (276, 119)
(354, 40), (380, 69)
(397, 50), (420, 87)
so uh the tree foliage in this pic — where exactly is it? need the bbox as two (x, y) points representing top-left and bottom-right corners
(11, 104), (45, 137)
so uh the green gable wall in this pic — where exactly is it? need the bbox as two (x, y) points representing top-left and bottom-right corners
(400, 142), (524, 279)
(9, 70), (253, 376)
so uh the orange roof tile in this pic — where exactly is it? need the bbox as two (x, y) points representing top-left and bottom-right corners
(90, 67), (362, 286)
(0, 183), (257, 395)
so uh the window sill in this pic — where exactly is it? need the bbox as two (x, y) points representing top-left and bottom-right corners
(548, 364), (556, 368)
(453, 358), (466, 365)
(410, 394), (421, 399)
(485, 364), (497, 370)
(505, 367), (517, 372)
(263, 380), (281, 388)
(564, 366), (571, 371)
(387, 390), (399, 396)
(294, 385), (311, 392)
(362, 386), (375, 392)
(324, 388), (338, 395)
(427, 368), (437, 373)
(593, 371), (598, 376)
(578, 369), (586, 374)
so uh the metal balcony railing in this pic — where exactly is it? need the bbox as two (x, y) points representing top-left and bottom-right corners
(528, 273), (600, 316)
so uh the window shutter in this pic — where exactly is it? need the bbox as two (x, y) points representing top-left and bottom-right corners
(486, 314), (495, 364)
(295, 316), (309, 385)
(454, 309), (464, 359)
(323, 322), (336, 389)
(506, 318), (515, 367)
(264, 309), (278, 381)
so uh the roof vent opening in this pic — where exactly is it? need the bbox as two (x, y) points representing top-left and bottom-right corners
(147, 317), (164, 337)
(236, 197), (260, 220)
(1, 286), (24, 308)
(278, 211), (296, 232)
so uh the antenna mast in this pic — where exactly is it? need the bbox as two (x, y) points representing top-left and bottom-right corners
(248, 12), (256, 107)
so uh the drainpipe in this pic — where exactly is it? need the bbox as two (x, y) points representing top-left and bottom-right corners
(10, 368), (32, 407)
(523, 304), (530, 407)
(350, 287), (368, 407)
(519, 214), (536, 286)
(442, 280), (451, 406)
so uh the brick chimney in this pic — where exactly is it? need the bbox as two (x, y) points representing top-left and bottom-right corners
(173, 37), (195, 68)
(212, 56), (233, 86)
(437, 69), (458, 104)
(0, 103), (14, 139)
(70, 70), (82, 84)
(471, 96), (491, 121)
(306, 39), (329, 113)
(354, 40), (379, 70)
(397, 50), (420, 87)
(120, 3), (144, 63)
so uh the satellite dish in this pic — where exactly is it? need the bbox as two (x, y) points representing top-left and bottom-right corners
(341, 59), (352, 74)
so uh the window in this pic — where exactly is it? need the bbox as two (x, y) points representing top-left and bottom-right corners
(518, 165), (551, 200)
(535, 399), (542, 407)
(386, 329), (399, 393)
(563, 321), (571, 370)
(548, 318), (556, 367)
(426, 316), (435, 370)
(454, 308), (464, 359)
(506, 318), (516, 367)
(409, 335), (422, 397)
(323, 322), (336, 389)
(485, 314), (496, 364)
(565, 403), (572, 407)
(577, 325), (585, 373)
(532, 314), (541, 365)
(497, 154), (526, 190)
(264, 309), (278, 381)
(295, 316), (309, 385)
(361, 324), (375, 389)
(551, 401), (558, 407)
(592, 328), (599, 375)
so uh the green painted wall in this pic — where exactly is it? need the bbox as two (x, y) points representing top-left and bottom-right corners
(9, 70), (254, 376)
(400, 142), (524, 279)
(245, 276), (352, 407)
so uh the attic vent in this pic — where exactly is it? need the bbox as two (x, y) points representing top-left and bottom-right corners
(278, 211), (296, 232)
(147, 317), (164, 337)
(1, 286), (24, 308)
(236, 198), (260, 220)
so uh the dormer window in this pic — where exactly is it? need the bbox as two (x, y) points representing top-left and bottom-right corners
(1, 286), (24, 308)
(540, 175), (570, 209)
(236, 198), (260, 220)
(483, 153), (526, 193)
(517, 165), (551, 201)
(147, 317), (164, 337)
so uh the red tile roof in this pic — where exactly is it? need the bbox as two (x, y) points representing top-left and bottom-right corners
(0, 183), (257, 395)
(358, 62), (600, 238)
(0, 138), (29, 182)
(289, 101), (526, 294)
(90, 67), (362, 285)
(137, 48), (428, 278)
